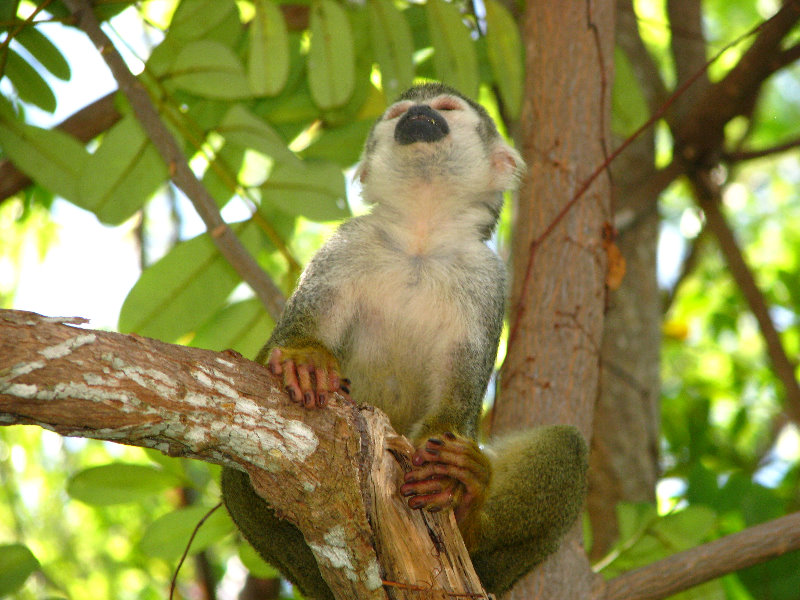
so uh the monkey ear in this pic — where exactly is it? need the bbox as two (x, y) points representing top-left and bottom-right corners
(491, 144), (525, 190)
(355, 160), (369, 183)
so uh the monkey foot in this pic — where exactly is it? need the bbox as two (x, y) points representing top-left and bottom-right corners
(399, 432), (490, 524)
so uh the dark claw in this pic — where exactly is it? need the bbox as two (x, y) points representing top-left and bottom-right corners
(428, 438), (445, 446)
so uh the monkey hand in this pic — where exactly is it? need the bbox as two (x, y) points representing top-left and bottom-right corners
(399, 432), (490, 548)
(267, 345), (349, 409)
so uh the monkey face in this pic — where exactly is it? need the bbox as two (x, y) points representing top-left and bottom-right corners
(356, 83), (524, 206)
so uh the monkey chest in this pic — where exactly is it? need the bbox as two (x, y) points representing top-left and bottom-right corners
(354, 253), (473, 344)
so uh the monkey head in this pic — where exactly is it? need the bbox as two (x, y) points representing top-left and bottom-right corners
(356, 83), (525, 225)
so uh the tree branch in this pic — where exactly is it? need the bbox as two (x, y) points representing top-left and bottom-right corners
(666, 0), (710, 122)
(62, 0), (285, 321)
(673, 0), (800, 163)
(0, 309), (488, 600)
(723, 134), (800, 162)
(602, 511), (800, 600)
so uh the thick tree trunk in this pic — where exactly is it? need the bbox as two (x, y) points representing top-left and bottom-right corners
(494, 0), (615, 597)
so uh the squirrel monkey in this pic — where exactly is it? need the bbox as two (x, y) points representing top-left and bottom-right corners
(222, 83), (587, 598)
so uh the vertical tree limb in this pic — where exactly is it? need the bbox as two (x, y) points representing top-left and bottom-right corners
(496, 1), (615, 598)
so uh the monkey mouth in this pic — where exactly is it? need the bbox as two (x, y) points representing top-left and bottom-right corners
(394, 105), (450, 145)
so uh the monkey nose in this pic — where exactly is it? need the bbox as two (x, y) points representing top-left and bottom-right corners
(394, 105), (450, 145)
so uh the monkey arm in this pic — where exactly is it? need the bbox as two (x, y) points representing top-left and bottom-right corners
(255, 235), (357, 408)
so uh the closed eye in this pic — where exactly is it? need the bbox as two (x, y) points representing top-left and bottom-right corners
(431, 96), (462, 111)
(384, 102), (412, 120)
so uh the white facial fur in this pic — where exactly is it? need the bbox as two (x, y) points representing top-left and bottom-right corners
(356, 92), (524, 209)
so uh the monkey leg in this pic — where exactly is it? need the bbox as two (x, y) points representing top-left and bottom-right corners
(221, 467), (335, 600)
(469, 425), (588, 596)
(267, 345), (347, 408)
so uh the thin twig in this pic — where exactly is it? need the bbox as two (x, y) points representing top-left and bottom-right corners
(63, 0), (285, 321)
(169, 503), (223, 600)
(723, 135), (800, 162)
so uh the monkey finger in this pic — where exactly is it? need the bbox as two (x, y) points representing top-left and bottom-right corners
(295, 363), (316, 408)
(425, 463), (485, 502)
(407, 483), (463, 513)
(314, 366), (330, 407)
(427, 446), (490, 483)
(281, 361), (303, 404)
(399, 476), (444, 498)
(268, 348), (285, 375)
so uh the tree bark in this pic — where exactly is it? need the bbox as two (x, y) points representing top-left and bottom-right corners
(587, 1), (664, 560)
(495, 0), (615, 597)
(0, 309), (486, 600)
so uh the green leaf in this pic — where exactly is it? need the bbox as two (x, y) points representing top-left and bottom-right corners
(484, 0), (522, 119)
(168, 40), (252, 100)
(79, 114), (168, 225)
(140, 505), (234, 560)
(651, 506), (717, 550)
(4, 49), (56, 112)
(248, 0), (290, 96)
(425, 0), (479, 98)
(202, 143), (246, 206)
(616, 501), (658, 544)
(603, 504), (718, 577)
(261, 160), (348, 222)
(308, 0), (355, 109)
(0, 2), (16, 21)
(168, 0), (238, 41)
(612, 46), (649, 136)
(301, 118), (375, 166)
(67, 463), (184, 505)
(0, 114), (88, 202)
(217, 104), (294, 161)
(239, 541), (281, 578)
(0, 544), (39, 596)
(15, 26), (71, 80)
(191, 298), (274, 357)
(118, 220), (265, 342)
(367, 0), (414, 99)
